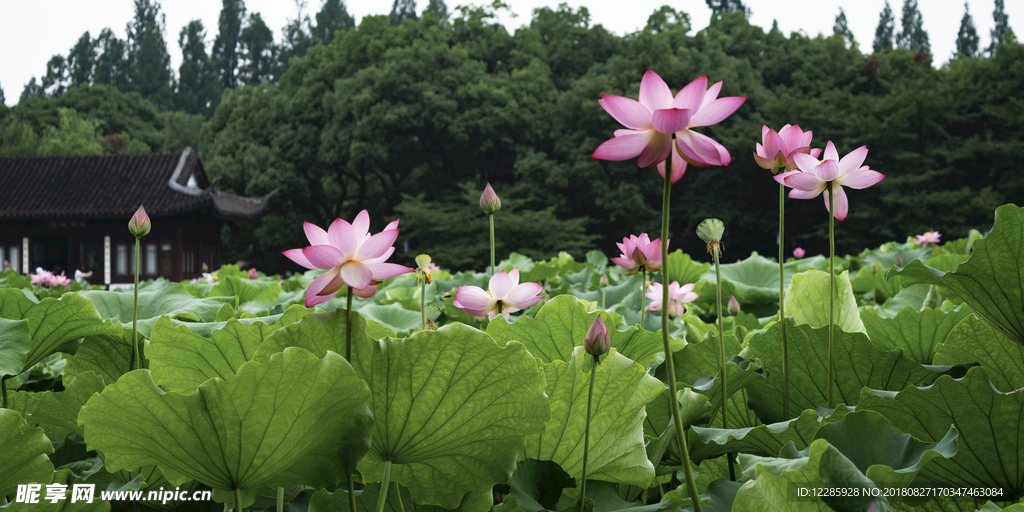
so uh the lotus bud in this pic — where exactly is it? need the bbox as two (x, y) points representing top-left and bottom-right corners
(895, 253), (903, 267)
(248, 268), (258, 279)
(600, 273), (609, 287)
(793, 247), (805, 259)
(202, 262), (208, 273)
(728, 295), (740, 316)
(128, 205), (151, 238)
(479, 183), (501, 214)
(584, 316), (610, 361)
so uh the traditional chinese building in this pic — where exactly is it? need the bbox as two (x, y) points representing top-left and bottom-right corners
(0, 149), (272, 285)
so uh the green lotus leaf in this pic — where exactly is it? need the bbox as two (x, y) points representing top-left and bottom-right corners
(487, 295), (670, 367)
(0, 409), (55, 497)
(567, 272), (640, 309)
(690, 279), (739, 318)
(308, 483), (492, 512)
(209, 276), (281, 305)
(697, 253), (829, 304)
(62, 323), (133, 386)
(743, 320), (946, 423)
(31, 372), (106, 439)
(669, 479), (743, 512)
(664, 250), (711, 287)
(160, 303), (312, 338)
(872, 284), (930, 319)
(0, 495), (110, 511)
(733, 439), (891, 512)
(0, 317), (30, 377)
(356, 303), (422, 335)
(860, 240), (932, 269)
(526, 347), (661, 488)
(785, 270), (865, 334)
(253, 308), (375, 378)
(77, 348), (374, 497)
(556, 479), (680, 512)
(689, 407), (851, 462)
(357, 324), (549, 509)
(887, 204), (1024, 346)
(858, 367), (1024, 503)
(508, 459), (575, 512)
(860, 305), (975, 364)
(0, 290), (106, 373)
(933, 315), (1024, 393)
(80, 284), (235, 337)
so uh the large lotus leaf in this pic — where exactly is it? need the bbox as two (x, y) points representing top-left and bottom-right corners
(78, 348), (374, 497)
(860, 305), (975, 364)
(690, 279), (739, 318)
(487, 295), (670, 367)
(785, 270), (865, 334)
(661, 331), (745, 386)
(148, 316), (280, 394)
(858, 367), (1024, 503)
(556, 480), (680, 512)
(0, 290), (106, 373)
(526, 347), (661, 488)
(860, 240), (932, 269)
(62, 323), (133, 386)
(887, 204), (1024, 346)
(508, 459), (575, 512)
(933, 315), (1024, 393)
(30, 372), (106, 439)
(0, 495), (110, 512)
(742, 320), (946, 423)
(356, 303), (422, 335)
(162, 303), (312, 337)
(209, 276), (281, 304)
(355, 324), (548, 509)
(697, 253), (829, 304)
(308, 483), (492, 512)
(664, 250), (711, 287)
(0, 318), (30, 377)
(0, 409), (55, 497)
(80, 284), (235, 337)
(567, 273), (640, 310)
(733, 439), (891, 512)
(253, 308), (376, 380)
(873, 285), (931, 319)
(689, 407), (851, 462)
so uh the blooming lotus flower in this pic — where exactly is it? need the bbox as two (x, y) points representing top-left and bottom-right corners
(50, 273), (70, 289)
(774, 141), (885, 221)
(753, 124), (822, 173)
(248, 268), (258, 279)
(646, 281), (698, 317)
(480, 183), (501, 214)
(584, 316), (610, 359)
(592, 70), (747, 183)
(793, 247), (806, 259)
(915, 231), (941, 246)
(31, 270), (52, 286)
(128, 205), (151, 238)
(283, 210), (414, 307)
(611, 233), (666, 275)
(452, 268), (543, 321)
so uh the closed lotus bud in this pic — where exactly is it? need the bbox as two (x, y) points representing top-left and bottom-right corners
(600, 273), (609, 287)
(202, 262), (209, 273)
(728, 295), (740, 316)
(128, 205), (151, 238)
(480, 183), (501, 214)
(584, 316), (610, 361)
(248, 268), (258, 279)
(793, 247), (805, 259)
(895, 253), (903, 267)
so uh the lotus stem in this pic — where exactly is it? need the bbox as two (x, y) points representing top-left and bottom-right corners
(395, 482), (405, 512)
(1, 376), (7, 409)
(131, 237), (141, 371)
(346, 287), (354, 361)
(640, 268), (647, 327)
(578, 356), (598, 511)
(489, 213), (496, 278)
(234, 487), (244, 512)
(421, 277), (426, 330)
(661, 157), (702, 512)
(601, 287), (606, 310)
(779, 182), (790, 419)
(828, 182), (835, 409)
(348, 475), (356, 512)
(712, 244), (735, 481)
(376, 460), (393, 512)
(276, 487), (283, 512)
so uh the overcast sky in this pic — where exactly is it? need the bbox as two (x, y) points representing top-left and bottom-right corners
(2, 0), (1019, 106)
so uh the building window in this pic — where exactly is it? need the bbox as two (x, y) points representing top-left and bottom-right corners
(159, 242), (172, 275)
(7, 246), (18, 273)
(146, 243), (157, 275)
(116, 244), (127, 275)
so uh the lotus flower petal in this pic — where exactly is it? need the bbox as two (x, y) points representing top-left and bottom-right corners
(638, 70), (673, 111)
(599, 95), (652, 130)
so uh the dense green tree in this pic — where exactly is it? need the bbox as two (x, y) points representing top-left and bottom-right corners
(833, 7), (855, 47)
(705, 0), (749, 18)
(239, 13), (276, 85)
(176, 20), (219, 115)
(314, 0), (355, 44)
(37, 108), (104, 156)
(990, 0), (1010, 53)
(41, 56), (68, 98)
(0, 117), (39, 156)
(212, 0), (247, 89)
(896, 0), (930, 54)
(278, 3), (314, 79)
(94, 29), (130, 91)
(957, 1), (979, 59)
(873, 1), (895, 54)
(389, 0), (418, 25)
(423, 0), (448, 22)
(67, 32), (97, 87)
(126, 0), (174, 108)
(0, 82), (5, 105)
(645, 5), (690, 34)
(19, 78), (42, 104)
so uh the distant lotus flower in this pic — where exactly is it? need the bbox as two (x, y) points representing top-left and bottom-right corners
(592, 70), (747, 182)
(453, 268), (543, 321)
(728, 295), (741, 316)
(775, 141), (885, 221)
(128, 205), (151, 238)
(895, 253), (904, 267)
(754, 124), (822, 173)
(793, 247), (805, 259)
(480, 183), (501, 214)
(611, 233), (665, 275)
(584, 316), (611, 359)
(248, 268), (258, 279)
(645, 281), (698, 317)
(31, 270), (52, 286)
(283, 210), (414, 307)
(427, 262), (440, 271)
(916, 231), (941, 246)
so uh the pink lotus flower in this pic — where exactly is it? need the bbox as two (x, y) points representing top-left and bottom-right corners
(611, 233), (666, 275)
(31, 270), (70, 290)
(645, 281), (698, 317)
(584, 316), (610, 359)
(128, 205), (151, 238)
(774, 141), (885, 221)
(283, 210), (414, 307)
(592, 70), (746, 183)
(248, 268), (258, 279)
(727, 295), (741, 316)
(915, 231), (941, 246)
(753, 124), (822, 173)
(793, 247), (806, 259)
(480, 183), (501, 214)
(453, 268), (543, 321)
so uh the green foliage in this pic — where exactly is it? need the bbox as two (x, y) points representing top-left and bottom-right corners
(37, 108), (103, 156)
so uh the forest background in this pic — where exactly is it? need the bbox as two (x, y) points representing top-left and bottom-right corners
(0, 0), (1020, 274)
